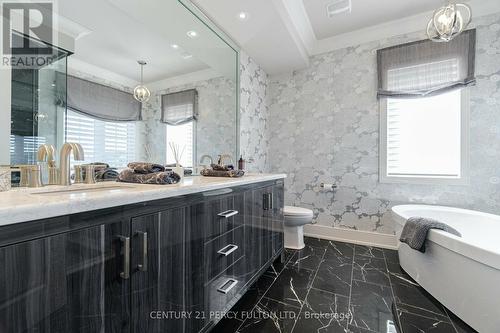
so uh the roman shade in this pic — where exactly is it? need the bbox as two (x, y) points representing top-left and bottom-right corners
(161, 89), (198, 125)
(377, 29), (476, 99)
(57, 73), (142, 121)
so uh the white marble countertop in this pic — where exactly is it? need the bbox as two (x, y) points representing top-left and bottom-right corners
(0, 173), (286, 226)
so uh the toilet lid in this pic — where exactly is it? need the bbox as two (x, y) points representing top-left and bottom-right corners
(284, 206), (313, 217)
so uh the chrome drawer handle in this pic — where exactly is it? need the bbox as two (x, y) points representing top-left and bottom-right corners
(217, 210), (239, 218)
(217, 279), (238, 294)
(217, 244), (239, 256)
(118, 236), (130, 280)
(136, 231), (148, 272)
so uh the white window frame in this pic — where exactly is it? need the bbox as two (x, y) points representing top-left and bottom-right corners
(379, 88), (470, 185)
(165, 120), (196, 169)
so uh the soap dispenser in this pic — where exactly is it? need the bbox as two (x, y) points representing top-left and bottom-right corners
(238, 156), (245, 170)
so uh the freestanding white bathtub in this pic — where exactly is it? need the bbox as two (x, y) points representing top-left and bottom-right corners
(392, 205), (500, 333)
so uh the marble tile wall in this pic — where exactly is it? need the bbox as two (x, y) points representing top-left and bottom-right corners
(268, 13), (500, 235)
(0, 167), (10, 192)
(239, 51), (271, 173)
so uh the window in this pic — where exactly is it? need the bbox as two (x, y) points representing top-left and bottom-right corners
(166, 121), (194, 168)
(380, 89), (469, 184)
(65, 109), (136, 168)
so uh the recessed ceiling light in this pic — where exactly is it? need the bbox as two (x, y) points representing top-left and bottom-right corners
(186, 31), (198, 38)
(171, 44), (179, 49)
(238, 12), (249, 21)
(326, 0), (351, 18)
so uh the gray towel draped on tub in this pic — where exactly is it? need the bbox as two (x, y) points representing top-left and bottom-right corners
(399, 217), (461, 253)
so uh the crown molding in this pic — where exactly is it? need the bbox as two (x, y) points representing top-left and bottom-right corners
(311, 0), (500, 55)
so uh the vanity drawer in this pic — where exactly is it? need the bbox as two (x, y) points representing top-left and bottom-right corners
(205, 256), (248, 324)
(205, 226), (244, 282)
(204, 194), (244, 242)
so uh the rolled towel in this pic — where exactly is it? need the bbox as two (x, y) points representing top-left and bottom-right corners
(400, 217), (461, 253)
(211, 164), (234, 171)
(117, 169), (180, 185)
(127, 162), (165, 174)
(95, 168), (119, 180)
(200, 169), (244, 178)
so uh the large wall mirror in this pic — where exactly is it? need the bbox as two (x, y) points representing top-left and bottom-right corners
(1, 0), (238, 184)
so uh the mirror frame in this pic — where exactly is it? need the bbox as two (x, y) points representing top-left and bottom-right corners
(178, 0), (241, 162)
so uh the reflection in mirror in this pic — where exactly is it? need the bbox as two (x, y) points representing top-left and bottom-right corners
(4, 0), (238, 186)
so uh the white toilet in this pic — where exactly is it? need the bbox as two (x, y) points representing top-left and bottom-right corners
(283, 206), (314, 250)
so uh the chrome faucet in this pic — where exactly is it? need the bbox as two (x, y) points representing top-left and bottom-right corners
(219, 154), (234, 167)
(199, 154), (213, 169)
(59, 143), (85, 186)
(37, 144), (58, 185)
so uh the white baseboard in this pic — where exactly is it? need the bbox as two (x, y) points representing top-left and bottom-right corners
(304, 224), (398, 250)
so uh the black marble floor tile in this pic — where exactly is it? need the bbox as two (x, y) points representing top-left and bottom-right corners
(304, 236), (331, 249)
(292, 288), (350, 333)
(386, 261), (406, 277)
(231, 275), (275, 316)
(264, 266), (314, 308)
(397, 311), (457, 333)
(237, 297), (300, 333)
(288, 244), (326, 272)
(445, 309), (477, 333)
(390, 272), (447, 318)
(346, 324), (378, 332)
(352, 255), (390, 287)
(349, 280), (395, 333)
(212, 317), (244, 333)
(312, 255), (353, 297)
(382, 249), (399, 264)
(264, 250), (297, 278)
(325, 240), (355, 258)
(219, 239), (478, 333)
(354, 245), (385, 259)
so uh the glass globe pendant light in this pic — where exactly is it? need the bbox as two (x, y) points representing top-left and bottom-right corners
(134, 60), (151, 103)
(427, 2), (471, 42)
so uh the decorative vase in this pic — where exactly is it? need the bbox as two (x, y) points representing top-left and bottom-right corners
(173, 166), (184, 182)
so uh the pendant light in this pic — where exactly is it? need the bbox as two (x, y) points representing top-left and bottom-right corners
(427, 2), (472, 42)
(134, 60), (151, 103)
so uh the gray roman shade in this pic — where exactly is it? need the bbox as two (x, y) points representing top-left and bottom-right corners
(57, 73), (142, 121)
(377, 29), (476, 99)
(161, 89), (198, 125)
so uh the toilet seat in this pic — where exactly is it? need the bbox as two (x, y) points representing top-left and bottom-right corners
(284, 206), (313, 218)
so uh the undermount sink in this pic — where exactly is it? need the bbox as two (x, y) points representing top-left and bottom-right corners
(30, 184), (135, 196)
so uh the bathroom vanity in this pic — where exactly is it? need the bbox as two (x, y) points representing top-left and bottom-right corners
(0, 175), (285, 332)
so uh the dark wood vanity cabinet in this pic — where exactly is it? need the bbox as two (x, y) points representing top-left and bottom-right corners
(0, 220), (130, 333)
(0, 180), (284, 333)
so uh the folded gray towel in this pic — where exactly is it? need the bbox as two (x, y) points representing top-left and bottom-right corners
(127, 162), (165, 174)
(200, 169), (244, 178)
(117, 169), (180, 185)
(400, 217), (461, 253)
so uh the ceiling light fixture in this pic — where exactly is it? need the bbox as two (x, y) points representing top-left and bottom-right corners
(238, 12), (249, 21)
(171, 44), (179, 49)
(427, 2), (472, 42)
(186, 30), (198, 38)
(133, 60), (151, 103)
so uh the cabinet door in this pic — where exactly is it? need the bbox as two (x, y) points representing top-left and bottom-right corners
(271, 182), (285, 257)
(0, 221), (129, 333)
(130, 206), (205, 333)
(243, 187), (270, 277)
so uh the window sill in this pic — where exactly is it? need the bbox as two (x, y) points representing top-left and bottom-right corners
(379, 175), (470, 186)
